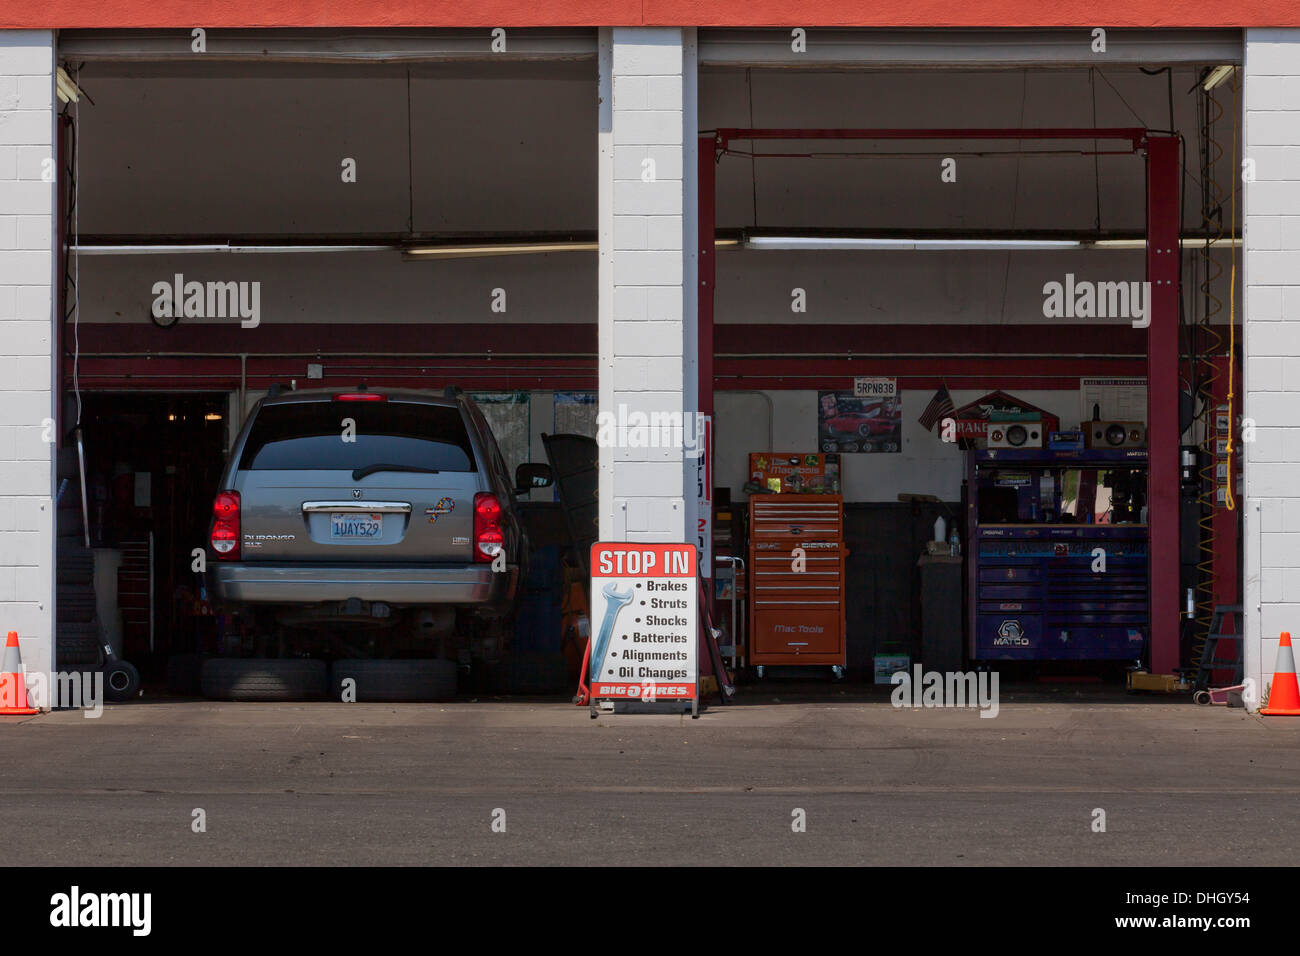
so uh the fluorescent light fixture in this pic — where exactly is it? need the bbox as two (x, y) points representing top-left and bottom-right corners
(1202, 65), (1235, 91)
(1086, 239), (1146, 250)
(744, 237), (1081, 251)
(404, 241), (597, 260)
(743, 235), (1244, 252)
(55, 67), (82, 104)
(72, 244), (400, 255)
(1086, 237), (1242, 250)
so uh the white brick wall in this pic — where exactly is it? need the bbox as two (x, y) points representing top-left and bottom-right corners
(1245, 29), (1300, 711)
(0, 31), (54, 700)
(598, 28), (693, 543)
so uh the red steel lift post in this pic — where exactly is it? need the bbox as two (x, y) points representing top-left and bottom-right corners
(698, 127), (1184, 675)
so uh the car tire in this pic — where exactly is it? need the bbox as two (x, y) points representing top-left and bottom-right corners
(501, 651), (569, 695)
(56, 585), (98, 623)
(56, 505), (85, 540)
(56, 621), (101, 668)
(104, 660), (141, 701)
(56, 547), (95, 582)
(201, 658), (328, 701)
(329, 658), (458, 702)
(166, 653), (205, 696)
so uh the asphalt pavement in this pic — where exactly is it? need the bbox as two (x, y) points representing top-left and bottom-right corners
(1, 688), (1295, 866)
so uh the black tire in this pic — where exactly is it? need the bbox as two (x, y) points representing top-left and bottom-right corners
(330, 658), (457, 702)
(56, 621), (101, 668)
(201, 658), (328, 701)
(56, 506), (85, 540)
(166, 654), (205, 696)
(56, 586), (97, 623)
(56, 547), (94, 576)
(501, 651), (569, 695)
(103, 660), (140, 701)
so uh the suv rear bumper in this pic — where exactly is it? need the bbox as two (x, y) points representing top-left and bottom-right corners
(212, 562), (516, 609)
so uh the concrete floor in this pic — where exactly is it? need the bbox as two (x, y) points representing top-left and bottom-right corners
(1, 689), (1296, 866)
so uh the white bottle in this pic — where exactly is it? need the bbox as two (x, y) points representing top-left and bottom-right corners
(934, 515), (946, 544)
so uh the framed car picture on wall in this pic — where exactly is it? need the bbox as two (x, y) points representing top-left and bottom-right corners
(818, 384), (901, 453)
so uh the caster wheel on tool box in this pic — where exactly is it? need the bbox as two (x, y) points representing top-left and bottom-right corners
(756, 665), (765, 679)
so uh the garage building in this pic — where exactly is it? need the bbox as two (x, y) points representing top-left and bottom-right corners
(0, 3), (1296, 707)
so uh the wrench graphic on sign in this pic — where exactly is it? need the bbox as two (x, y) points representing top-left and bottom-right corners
(591, 582), (635, 682)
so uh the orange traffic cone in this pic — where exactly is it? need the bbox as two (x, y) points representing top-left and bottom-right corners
(0, 631), (38, 715)
(1261, 631), (1300, 716)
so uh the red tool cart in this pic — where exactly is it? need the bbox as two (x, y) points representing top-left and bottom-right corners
(747, 493), (847, 677)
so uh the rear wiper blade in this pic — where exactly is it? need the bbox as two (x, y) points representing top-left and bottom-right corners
(351, 463), (441, 481)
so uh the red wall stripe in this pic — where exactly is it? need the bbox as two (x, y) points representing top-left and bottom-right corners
(65, 322), (1156, 392)
(69, 321), (1149, 357)
(6, 1), (1293, 27)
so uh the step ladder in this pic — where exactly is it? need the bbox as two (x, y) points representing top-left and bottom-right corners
(1193, 605), (1243, 691)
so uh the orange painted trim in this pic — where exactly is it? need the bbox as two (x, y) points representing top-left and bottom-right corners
(0, 1), (639, 30)
(645, 0), (1294, 27)
(2, 0), (1298, 29)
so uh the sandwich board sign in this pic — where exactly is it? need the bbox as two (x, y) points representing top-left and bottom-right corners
(589, 543), (698, 717)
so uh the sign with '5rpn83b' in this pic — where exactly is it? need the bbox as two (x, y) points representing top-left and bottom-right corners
(589, 543), (697, 703)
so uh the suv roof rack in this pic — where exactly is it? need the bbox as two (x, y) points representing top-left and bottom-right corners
(444, 384), (463, 400)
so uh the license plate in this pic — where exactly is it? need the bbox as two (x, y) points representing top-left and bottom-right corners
(330, 513), (382, 539)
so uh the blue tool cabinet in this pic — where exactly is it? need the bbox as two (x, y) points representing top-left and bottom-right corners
(966, 448), (1150, 661)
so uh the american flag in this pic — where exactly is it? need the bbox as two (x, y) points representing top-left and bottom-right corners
(918, 384), (955, 432)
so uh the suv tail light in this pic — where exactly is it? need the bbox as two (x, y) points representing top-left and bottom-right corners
(210, 491), (241, 560)
(334, 393), (386, 402)
(473, 492), (503, 563)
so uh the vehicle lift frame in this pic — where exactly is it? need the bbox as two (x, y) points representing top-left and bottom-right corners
(697, 126), (1206, 676)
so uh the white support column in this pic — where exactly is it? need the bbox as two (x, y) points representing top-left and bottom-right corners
(1243, 29), (1300, 708)
(598, 27), (695, 543)
(0, 30), (56, 702)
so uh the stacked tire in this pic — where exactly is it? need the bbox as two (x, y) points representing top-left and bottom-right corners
(55, 544), (100, 671)
(54, 470), (141, 702)
(199, 657), (458, 702)
(200, 658), (329, 701)
(330, 658), (457, 702)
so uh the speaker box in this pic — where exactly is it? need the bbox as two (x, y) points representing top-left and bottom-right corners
(1083, 420), (1146, 449)
(987, 421), (1044, 449)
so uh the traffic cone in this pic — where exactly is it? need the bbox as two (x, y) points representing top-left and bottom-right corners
(1261, 631), (1300, 716)
(0, 631), (38, 716)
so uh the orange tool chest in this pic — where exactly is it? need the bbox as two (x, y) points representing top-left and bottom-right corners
(747, 494), (847, 667)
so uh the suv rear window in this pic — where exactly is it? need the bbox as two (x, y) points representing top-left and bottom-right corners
(239, 400), (478, 472)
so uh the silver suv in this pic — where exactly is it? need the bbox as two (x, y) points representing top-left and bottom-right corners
(203, 386), (552, 700)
